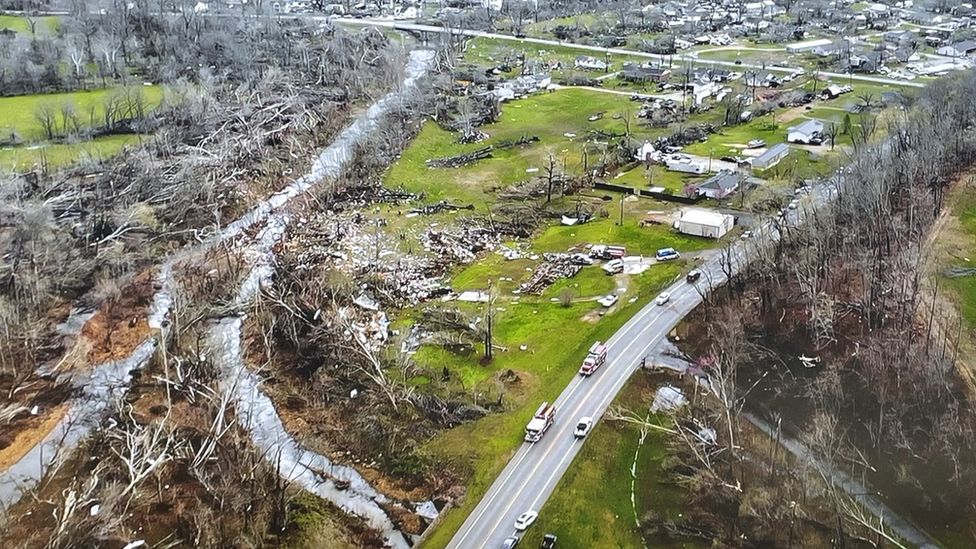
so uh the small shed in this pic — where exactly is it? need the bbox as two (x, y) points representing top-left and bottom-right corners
(675, 209), (734, 239)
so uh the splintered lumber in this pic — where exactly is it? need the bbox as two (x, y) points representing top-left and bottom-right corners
(426, 147), (493, 168)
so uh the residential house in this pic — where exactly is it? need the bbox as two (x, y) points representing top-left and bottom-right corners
(696, 170), (740, 199)
(787, 119), (824, 144)
(743, 71), (780, 88)
(620, 63), (671, 83)
(821, 84), (852, 99)
(744, 0), (784, 17)
(937, 40), (976, 57)
(751, 143), (790, 170)
(574, 55), (608, 71)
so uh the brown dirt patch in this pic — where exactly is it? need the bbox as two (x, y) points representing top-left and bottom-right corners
(0, 403), (69, 472)
(81, 269), (157, 365)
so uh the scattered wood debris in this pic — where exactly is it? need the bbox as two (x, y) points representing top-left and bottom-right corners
(518, 253), (583, 295)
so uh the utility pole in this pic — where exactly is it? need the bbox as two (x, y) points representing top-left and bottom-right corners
(484, 280), (494, 362)
(618, 194), (624, 226)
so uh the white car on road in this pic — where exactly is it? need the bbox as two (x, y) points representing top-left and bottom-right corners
(597, 294), (619, 308)
(514, 510), (538, 531)
(656, 292), (671, 306)
(574, 417), (593, 438)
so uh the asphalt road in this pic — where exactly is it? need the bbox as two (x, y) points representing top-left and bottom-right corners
(445, 182), (837, 548)
(334, 18), (925, 89)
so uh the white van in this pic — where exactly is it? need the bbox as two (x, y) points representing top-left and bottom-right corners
(602, 259), (624, 274)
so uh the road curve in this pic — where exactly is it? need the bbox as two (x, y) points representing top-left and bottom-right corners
(447, 255), (732, 549)
(444, 177), (939, 548)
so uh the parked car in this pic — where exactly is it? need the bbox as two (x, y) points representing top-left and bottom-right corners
(602, 259), (624, 275)
(597, 294), (619, 308)
(574, 417), (593, 438)
(656, 292), (671, 306)
(655, 248), (680, 261)
(501, 536), (520, 549)
(515, 510), (539, 531)
(541, 533), (558, 548)
(686, 269), (702, 283)
(570, 253), (594, 265)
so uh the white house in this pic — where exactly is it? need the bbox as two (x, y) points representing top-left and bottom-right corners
(675, 209), (734, 239)
(787, 119), (824, 144)
(751, 143), (790, 171)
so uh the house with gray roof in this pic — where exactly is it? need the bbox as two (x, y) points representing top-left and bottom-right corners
(696, 170), (740, 199)
(751, 143), (790, 171)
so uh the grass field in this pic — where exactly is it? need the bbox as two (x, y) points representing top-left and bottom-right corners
(684, 115), (785, 157)
(0, 133), (144, 171)
(419, 260), (683, 549)
(0, 85), (164, 141)
(0, 14), (59, 34)
(939, 182), (976, 327)
(518, 371), (701, 549)
(612, 164), (698, 194)
(384, 88), (668, 204)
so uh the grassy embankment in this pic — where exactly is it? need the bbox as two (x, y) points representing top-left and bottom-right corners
(0, 86), (164, 171)
(385, 88), (719, 548)
(0, 14), (59, 34)
(519, 371), (702, 549)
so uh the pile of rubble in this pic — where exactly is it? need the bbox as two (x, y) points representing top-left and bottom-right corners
(422, 226), (498, 264)
(518, 253), (582, 295)
(408, 201), (475, 216)
(426, 147), (493, 168)
(654, 123), (716, 149)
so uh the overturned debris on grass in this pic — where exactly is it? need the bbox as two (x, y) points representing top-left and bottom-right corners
(518, 253), (583, 295)
(422, 226), (498, 264)
(426, 147), (493, 168)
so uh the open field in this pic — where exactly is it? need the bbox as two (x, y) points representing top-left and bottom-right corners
(385, 88), (667, 203)
(0, 14), (59, 34)
(0, 133), (144, 171)
(612, 164), (702, 193)
(0, 85), (164, 141)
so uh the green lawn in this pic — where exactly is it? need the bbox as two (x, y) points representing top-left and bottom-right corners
(0, 14), (59, 34)
(613, 164), (704, 194)
(519, 372), (701, 549)
(0, 85), (164, 141)
(532, 216), (710, 257)
(419, 261), (683, 549)
(384, 89), (664, 204)
(684, 116), (786, 156)
(941, 186), (976, 327)
(0, 133), (144, 172)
